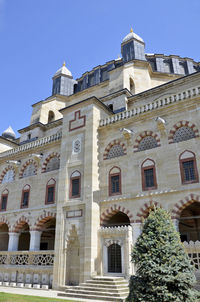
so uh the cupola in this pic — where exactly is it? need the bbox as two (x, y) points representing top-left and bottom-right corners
(121, 28), (146, 62)
(52, 62), (76, 96)
(2, 126), (16, 140)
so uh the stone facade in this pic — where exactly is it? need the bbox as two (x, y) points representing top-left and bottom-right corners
(0, 29), (199, 289)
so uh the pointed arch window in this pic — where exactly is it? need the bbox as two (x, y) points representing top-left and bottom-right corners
(141, 159), (157, 191)
(70, 171), (81, 198)
(129, 78), (135, 94)
(45, 179), (56, 204)
(179, 151), (199, 184)
(1, 189), (8, 211)
(21, 185), (30, 208)
(109, 167), (121, 196)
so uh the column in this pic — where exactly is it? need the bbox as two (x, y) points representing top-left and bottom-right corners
(172, 219), (179, 232)
(29, 231), (42, 251)
(132, 223), (142, 244)
(8, 232), (20, 251)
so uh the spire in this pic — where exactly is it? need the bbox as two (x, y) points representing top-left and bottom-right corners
(130, 27), (133, 33)
(63, 61), (66, 67)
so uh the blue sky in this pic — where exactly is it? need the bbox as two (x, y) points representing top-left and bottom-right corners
(0, 0), (200, 136)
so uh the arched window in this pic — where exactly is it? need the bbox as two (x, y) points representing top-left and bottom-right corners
(22, 163), (36, 178)
(45, 179), (56, 204)
(107, 145), (125, 159)
(129, 78), (135, 94)
(46, 157), (60, 172)
(141, 159), (157, 191)
(138, 136), (158, 151)
(48, 111), (55, 123)
(173, 126), (195, 143)
(2, 169), (14, 183)
(1, 189), (8, 211)
(109, 167), (121, 196)
(179, 151), (199, 184)
(21, 185), (30, 208)
(70, 171), (81, 198)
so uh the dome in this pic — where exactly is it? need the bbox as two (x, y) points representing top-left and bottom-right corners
(2, 126), (16, 140)
(53, 62), (72, 78)
(122, 28), (144, 43)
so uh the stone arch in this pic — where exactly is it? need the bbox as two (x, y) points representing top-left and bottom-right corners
(33, 211), (56, 231)
(103, 140), (126, 160)
(104, 239), (122, 247)
(41, 152), (60, 173)
(0, 165), (15, 184)
(19, 159), (37, 178)
(12, 216), (31, 233)
(100, 204), (134, 226)
(168, 121), (199, 144)
(48, 110), (55, 123)
(133, 131), (160, 152)
(171, 194), (200, 220)
(135, 200), (161, 223)
(0, 216), (11, 231)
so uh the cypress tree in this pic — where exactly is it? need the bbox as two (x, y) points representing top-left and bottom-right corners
(126, 207), (199, 302)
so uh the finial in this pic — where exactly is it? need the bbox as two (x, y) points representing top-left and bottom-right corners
(130, 27), (133, 33)
(63, 61), (66, 67)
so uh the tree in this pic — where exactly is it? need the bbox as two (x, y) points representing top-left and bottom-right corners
(126, 207), (199, 302)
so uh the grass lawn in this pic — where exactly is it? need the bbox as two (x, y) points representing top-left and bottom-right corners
(0, 292), (80, 302)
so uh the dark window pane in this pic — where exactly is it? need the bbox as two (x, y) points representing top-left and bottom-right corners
(183, 160), (195, 181)
(72, 178), (80, 196)
(22, 191), (29, 207)
(108, 244), (122, 273)
(1, 196), (7, 210)
(47, 186), (54, 203)
(144, 168), (154, 188)
(111, 175), (120, 193)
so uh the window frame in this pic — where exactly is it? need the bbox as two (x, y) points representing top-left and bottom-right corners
(109, 167), (122, 196)
(70, 172), (81, 199)
(45, 181), (56, 204)
(21, 186), (30, 209)
(141, 160), (157, 191)
(0, 192), (8, 211)
(180, 155), (199, 185)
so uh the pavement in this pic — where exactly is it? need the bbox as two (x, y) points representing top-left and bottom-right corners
(0, 286), (105, 302)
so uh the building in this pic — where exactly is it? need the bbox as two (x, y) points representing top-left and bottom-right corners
(0, 29), (199, 294)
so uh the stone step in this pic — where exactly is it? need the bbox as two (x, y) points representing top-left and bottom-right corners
(78, 283), (128, 291)
(58, 292), (126, 302)
(92, 277), (125, 281)
(64, 288), (128, 297)
(85, 279), (128, 285)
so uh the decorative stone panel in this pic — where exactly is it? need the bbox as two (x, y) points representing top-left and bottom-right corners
(69, 110), (86, 131)
(41, 152), (60, 173)
(103, 140), (126, 160)
(134, 131), (160, 152)
(0, 166), (15, 184)
(19, 160), (37, 178)
(168, 121), (199, 144)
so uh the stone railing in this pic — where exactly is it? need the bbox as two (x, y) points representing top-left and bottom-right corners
(0, 250), (54, 266)
(0, 132), (62, 158)
(183, 241), (200, 270)
(99, 85), (200, 127)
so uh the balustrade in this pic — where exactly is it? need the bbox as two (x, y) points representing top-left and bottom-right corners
(0, 250), (54, 266)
